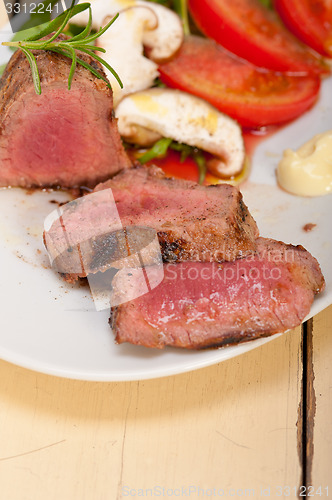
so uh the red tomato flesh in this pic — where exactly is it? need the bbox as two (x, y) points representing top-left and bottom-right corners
(158, 36), (321, 129)
(147, 149), (201, 183)
(187, 0), (328, 75)
(144, 148), (248, 186)
(274, 0), (332, 58)
(127, 128), (278, 185)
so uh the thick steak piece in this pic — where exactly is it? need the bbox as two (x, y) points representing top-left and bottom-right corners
(0, 43), (131, 188)
(94, 165), (259, 263)
(44, 165), (259, 280)
(110, 238), (325, 349)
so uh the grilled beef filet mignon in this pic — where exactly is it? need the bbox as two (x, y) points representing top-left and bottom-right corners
(44, 165), (259, 280)
(110, 238), (325, 349)
(95, 165), (259, 262)
(0, 41), (131, 188)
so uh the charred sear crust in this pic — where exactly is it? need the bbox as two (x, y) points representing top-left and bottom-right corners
(157, 232), (190, 262)
(45, 165), (260, 281)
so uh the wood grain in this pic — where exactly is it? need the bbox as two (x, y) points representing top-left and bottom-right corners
(0, 329), (302, 500)
(311, 305), (332, 490)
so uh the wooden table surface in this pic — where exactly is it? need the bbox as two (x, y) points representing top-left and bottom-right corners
(1, 307), (331, 500)
(0, 4), (331, 499)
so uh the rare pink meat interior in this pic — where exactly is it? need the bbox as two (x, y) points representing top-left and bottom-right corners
(0, 40), (132, 188)
(43, 164), (325, 349)
(111, 238), (325, 349)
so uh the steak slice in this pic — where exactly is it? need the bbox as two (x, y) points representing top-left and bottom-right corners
(0, 39), (131, 188)
(94, 165), (259, 263)
(44, 165), (259, 280)
(110, 238), (325, 349)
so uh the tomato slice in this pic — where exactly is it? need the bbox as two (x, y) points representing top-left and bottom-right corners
(144, 148), (250, 186)
(147, 149), (201, 183)
(127, 132), (270, 185)
(187, 0), (329, 75)
(158, 36), (321, 129)
(274, 0), (332, 57)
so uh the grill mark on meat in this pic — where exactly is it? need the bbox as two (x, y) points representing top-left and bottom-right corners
(157, 232), (190, 262)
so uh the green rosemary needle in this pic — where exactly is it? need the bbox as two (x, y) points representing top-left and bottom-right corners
(2, 0), (123, 95)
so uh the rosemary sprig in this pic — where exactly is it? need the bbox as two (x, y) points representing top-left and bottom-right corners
(2, 0), (122, 95)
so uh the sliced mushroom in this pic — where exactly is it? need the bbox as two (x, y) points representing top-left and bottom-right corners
(136, 0), (184, 61)
(73, 0), (126, 27)
(74, 0), (183, 61)
(73, 0), (183, 104)
(115, 88), (245, 177)
(96, 6), (159, 106)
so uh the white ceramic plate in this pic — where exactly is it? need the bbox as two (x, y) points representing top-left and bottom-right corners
(0, 26), (331, 381)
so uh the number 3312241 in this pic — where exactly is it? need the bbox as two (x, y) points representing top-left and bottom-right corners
(5, 2), (60, 15)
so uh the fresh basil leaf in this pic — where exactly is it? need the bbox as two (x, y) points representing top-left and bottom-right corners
(138, 138), (173, 163)
(27, 3), (90, 41)
(170, 142), (207, 184)
(193, 151), (207, 185)
(257, 0), (273, 8)
(139, 138), (207, 184)
(146, 0), (169, 4)
(170, 142), (192, 159)
(172, 0), (190, 34)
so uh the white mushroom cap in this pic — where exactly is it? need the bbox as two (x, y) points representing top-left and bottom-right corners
(136, 0), (184, 61)
(115, 88), (245, 177)
(73, 1), (183, 104)
(73, 0), (128, 27)
(96, 7), (159, 106)
(74, 0), (183, 60)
